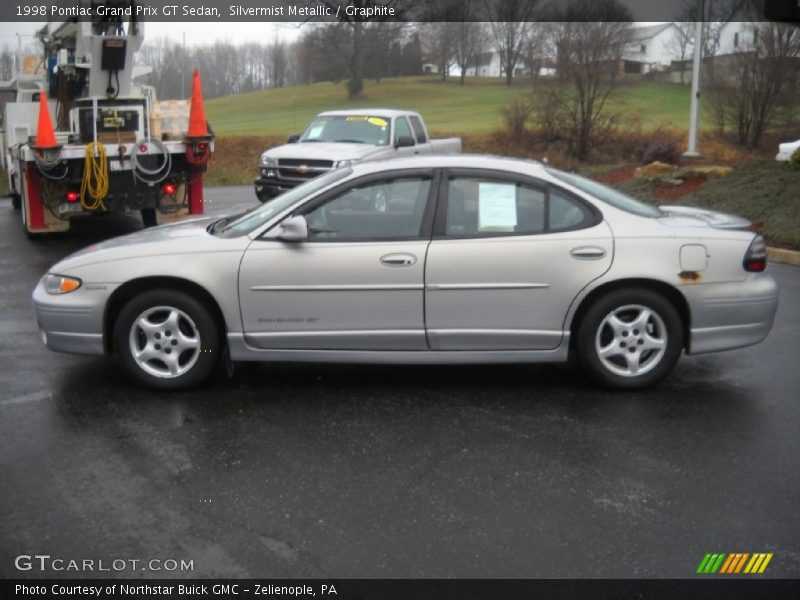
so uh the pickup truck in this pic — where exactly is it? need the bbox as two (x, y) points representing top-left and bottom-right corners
(254, 109), (461, 202)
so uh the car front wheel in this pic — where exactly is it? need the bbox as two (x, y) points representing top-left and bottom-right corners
(576, 288), (683, 390)
(114, 290), (221, 390)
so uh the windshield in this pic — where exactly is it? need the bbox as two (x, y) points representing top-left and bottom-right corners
(300, 115), (391, 145)
(213, 168), (352, 237)
(547, 168), (663, 218)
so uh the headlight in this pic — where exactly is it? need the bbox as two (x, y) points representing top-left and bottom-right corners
(335, 159), (357, 168)
(43, 274), (82, 295)
(260, 155), (278, 167)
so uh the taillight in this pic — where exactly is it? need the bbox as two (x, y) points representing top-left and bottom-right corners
(743, 235), (767, 272)
(65, 191), (79, 203)
(162, 182), (177, 196)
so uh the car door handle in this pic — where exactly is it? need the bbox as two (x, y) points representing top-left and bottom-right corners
(570, 246), (606, 260)
(380, 253), (417, 267)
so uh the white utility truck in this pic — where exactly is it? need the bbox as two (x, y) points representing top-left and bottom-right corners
(3, 1), (213, 237)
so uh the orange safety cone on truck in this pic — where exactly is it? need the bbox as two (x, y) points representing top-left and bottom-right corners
(34, 92), (58, 149)
(187, 69), (209, 138)
(184, 69), (213, 216)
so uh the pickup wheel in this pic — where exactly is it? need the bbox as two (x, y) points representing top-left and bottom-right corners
(11, 193), (21, 210)
(141, 208), (158, 228)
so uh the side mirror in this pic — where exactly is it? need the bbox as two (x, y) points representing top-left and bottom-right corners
(395, 135), (416, 148)
(276, 215), (308, 242)
(287, 134), (300, 144)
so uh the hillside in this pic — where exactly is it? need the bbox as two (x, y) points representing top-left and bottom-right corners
(204, 76), (695, 137)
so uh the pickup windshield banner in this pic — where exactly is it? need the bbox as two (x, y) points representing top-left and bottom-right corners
(3, 0), (797, 23)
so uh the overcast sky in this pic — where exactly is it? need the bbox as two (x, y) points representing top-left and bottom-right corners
(0, 21), (301, 51)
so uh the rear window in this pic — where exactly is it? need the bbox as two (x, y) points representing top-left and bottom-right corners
(547, 168), (662, 218)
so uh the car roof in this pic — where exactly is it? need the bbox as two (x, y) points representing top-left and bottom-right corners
(318, 108), (419, 118)
(349, 154), (552, 179)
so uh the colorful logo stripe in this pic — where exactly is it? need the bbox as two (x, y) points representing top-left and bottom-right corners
(697, 553), (773, 574)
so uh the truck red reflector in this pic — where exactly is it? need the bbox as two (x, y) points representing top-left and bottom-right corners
(162, 182), (177, 196)
(65, 191), (79, 203)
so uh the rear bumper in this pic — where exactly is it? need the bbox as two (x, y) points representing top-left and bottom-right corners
(684, 273), (779, 354)
(32, 279), (115, 356)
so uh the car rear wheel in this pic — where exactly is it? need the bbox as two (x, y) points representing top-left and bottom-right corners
(114, 290), (220, 390)
(576, 288), (683, 390)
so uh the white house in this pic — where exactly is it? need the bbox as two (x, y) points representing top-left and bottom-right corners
(623, 23), (685, 74)
(717, 21), (762, 56)
(468, 52), (505, 78)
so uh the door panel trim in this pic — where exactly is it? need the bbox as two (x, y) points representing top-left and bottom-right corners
(244, 329), (426, 350)
(427, 328), (564, 351)
(427, 282), (550, 290)
(250, 283), (424, 292)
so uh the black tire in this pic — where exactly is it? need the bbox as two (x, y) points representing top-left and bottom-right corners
(11, 193), (21, 210)
(113, 289), (221, 390)
(141, 208), (158, 228)
(576, 288), (683, 390)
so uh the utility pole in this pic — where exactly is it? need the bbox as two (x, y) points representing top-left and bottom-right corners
(181, 31), (186, 100)
(684, 0), (705, 158)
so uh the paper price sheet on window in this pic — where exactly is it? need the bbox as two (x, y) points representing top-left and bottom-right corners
(478, 182), (517, 232)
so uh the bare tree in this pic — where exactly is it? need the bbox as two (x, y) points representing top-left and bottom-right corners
(420, 22), (459, 81)
(707, 22), (800, 147)
(268, 40), (288, 88)
(487, 0), (540, 86)
(522, 22), (553, 87)
(453, 22), (488, 85)
(312, 0), (406, 99)
(679, 0), (739, 59)
(666, 22), (694, 84)
(541, 0), (633, 159)
(0, 45), (15, 81)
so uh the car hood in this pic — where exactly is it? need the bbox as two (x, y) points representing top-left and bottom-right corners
(53, 216), (223, 271)
(657, 205), (752, 230)
(265, 142), (383, 161)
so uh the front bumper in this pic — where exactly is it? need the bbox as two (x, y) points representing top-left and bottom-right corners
(32, 279), (117, 356)
(254, 176), (299, 198)
(684, 273), (779, 354)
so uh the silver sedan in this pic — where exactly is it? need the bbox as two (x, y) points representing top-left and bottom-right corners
(33, 155), (779, 390)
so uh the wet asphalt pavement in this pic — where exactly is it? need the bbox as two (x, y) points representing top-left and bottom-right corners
(1, 187), (799, 579)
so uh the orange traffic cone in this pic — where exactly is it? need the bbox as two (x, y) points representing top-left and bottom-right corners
(35, 91), (58, 148)
(187, 69), (209, 138)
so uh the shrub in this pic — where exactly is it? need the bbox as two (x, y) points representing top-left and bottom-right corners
(788, 148), (800, 172)
(634, 135), (680, 165)
(501, 96), (535, 142)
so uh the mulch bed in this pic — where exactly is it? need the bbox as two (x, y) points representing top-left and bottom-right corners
(651, 177), (706, 202)
(594, 167), (637, 185)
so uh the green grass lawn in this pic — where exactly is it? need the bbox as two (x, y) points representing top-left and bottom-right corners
(205, 76), (695, 137)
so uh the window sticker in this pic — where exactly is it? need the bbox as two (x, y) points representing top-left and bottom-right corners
(345, 116), (368, 121)
(368, 117), (388, 127)
(306, 124), (324, 139)
(478, 182), (517, 230)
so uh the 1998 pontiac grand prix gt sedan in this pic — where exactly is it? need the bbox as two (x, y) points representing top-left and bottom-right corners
(33, 155), (778, 390)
